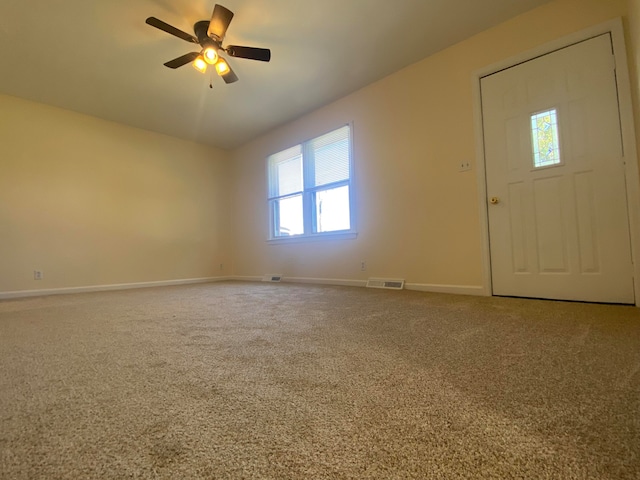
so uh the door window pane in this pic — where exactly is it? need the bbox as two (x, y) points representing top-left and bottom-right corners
(531, 109), (561, 168)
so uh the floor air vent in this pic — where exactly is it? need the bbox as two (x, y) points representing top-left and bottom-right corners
(366, 278), (405, 290)
(262, 274), (283, 282)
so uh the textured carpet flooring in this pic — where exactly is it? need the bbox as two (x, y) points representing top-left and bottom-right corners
(1, 281), (639, 479)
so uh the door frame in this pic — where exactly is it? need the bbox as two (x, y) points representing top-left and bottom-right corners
(472, 18), (640, 305)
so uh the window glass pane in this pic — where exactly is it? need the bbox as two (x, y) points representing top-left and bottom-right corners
(268, 145), (302, 198)
(273, 195), (303, 236)
(314, 186), (350, 233)
(310, 125), (350, 187)
(531, 109), (561, 168)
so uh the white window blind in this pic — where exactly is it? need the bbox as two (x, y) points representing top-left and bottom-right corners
(268, 145), (302, 198)
(310, 126), (350, 187)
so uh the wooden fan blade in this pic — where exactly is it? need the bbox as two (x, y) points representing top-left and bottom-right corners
(207, 4), (234, 41)
(220, 63), (239, 84)
(163, 52), (200, 69)
(226, 45), (271, 62)
(145, 17), (198, 43)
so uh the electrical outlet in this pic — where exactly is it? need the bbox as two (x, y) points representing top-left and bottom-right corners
(219, 263), (223, 270)
(459, 161), (472, 172)
(360, 261), (366, 271)
(34, 270), (43, 280)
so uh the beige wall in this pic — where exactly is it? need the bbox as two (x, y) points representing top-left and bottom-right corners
(627, 0), (640, 144)
(231, 0), (632, 289)
(3, 0), (637, 295)
(0, 95), (232, 293)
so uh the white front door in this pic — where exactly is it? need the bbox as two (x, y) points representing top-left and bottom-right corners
(481, 33), (634, 304)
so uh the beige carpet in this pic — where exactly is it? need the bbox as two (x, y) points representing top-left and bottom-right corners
(1, 281), (639, 479)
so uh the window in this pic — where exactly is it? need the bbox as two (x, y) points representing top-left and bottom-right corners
(530, 108), (561, 168)
(267, 125), (354, 240)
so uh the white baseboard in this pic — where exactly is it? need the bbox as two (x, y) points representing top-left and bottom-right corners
(232, 276), (263, 282)
(0, 276), (231, 300)
(281, 277), (367, 288)
(230, 276), (365, 287)
(230, 276), (485, 295)
(1, 276), (487, 300)
(404, 283), (487, 296)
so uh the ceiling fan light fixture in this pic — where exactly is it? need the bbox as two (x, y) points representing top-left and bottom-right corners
(192, 55), (208, 73)
(146, 4), (272, 83)
(203, 46), (218, 65)
(215, 58), (230, 75)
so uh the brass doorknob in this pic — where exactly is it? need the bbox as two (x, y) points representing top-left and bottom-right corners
(490, 197), (500, 205)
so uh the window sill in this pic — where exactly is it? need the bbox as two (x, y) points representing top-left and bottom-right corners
(267, 231), (358, 245)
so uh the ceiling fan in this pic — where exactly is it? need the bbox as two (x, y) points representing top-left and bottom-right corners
(145, 4), (271, 84)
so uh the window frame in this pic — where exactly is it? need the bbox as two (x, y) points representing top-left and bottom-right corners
(266, 123), (357, 243)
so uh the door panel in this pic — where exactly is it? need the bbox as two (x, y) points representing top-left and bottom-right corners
(481, 34), (634, 303)
(533, 176), (567, 273)
(507, 182), (528, 273)
(573, 171), (599, 274)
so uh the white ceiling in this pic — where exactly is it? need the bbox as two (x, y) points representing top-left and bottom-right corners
(0, 0), (552, 150)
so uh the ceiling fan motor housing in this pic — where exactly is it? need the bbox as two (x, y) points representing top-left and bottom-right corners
(195, 20), (219, 46)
